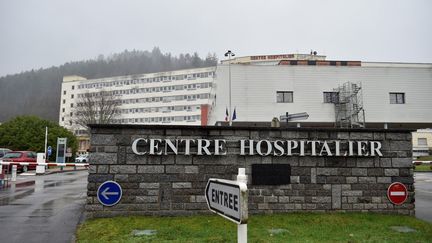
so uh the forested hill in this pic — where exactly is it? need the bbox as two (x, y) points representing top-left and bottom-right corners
(0, 47), (218, 123)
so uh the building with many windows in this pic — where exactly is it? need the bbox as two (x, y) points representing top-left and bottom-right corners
(59, 67), (216, 153)
(60, 53), (432, 154)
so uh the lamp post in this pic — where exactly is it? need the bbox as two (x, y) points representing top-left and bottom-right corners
(225, 50), (235, 126)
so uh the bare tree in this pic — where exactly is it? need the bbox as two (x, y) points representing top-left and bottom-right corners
(73, 90), (120, 133)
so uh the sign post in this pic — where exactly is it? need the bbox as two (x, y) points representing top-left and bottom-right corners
(97, 181), (123, 206)
(205, 168), (248, 242)
(47, 146), (52, 157)
(387, 182), (408, 205)
(280, 112), (309, 123)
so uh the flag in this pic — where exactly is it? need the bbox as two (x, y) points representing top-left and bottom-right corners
(225, 108), (229, 121)
(232, 108), (237, 121)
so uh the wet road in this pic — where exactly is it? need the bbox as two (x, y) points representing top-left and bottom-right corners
(0, 171), (88, 243)
(415, 172), (432, 223)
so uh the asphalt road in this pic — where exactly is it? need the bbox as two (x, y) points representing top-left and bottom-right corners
(415, 172), (432, 223)
(0, 170), (88, 243)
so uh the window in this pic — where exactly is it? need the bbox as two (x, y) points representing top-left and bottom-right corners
(418, 138), (427, 146)
(63, 99), (66, 104)
(62, 108), (65, 112)
(63, 90), (66, 95)
(390, 93), (405, 104)
(72, 85), (75, 90)
(323, 92), (339, 103)
(70, 103), (74, 108)
(276, 91), (293, 103)
(71, 94), (74, 99)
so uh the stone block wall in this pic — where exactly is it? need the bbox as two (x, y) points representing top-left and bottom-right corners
(86, 125), (414, 218)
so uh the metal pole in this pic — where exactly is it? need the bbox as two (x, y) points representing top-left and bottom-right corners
(228, 54), (232, 126)
(44, 127), (48, 158)
(237, 168), (247, 243)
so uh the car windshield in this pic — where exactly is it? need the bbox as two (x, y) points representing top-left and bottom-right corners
(3, 152), (22, 158)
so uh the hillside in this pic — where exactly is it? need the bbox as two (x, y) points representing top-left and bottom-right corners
(0, 47), (217, 123)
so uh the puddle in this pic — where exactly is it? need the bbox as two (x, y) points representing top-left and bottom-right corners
(16, 181), (35, 188)
(131, 229), (157, 237)
(390, 226), (416, 233)
(0, 188), (35, 205)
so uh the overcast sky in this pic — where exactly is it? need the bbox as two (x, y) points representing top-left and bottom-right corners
(0, 0), (431, 77)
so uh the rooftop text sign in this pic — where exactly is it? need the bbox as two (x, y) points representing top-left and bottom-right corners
(132, 138), (383, 157)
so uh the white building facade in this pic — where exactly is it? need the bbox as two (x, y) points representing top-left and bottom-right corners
(59, 67), (216, 152)
(208, 61), (432, 129)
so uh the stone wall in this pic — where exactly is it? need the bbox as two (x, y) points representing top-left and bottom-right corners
(86, 125), (414, 218)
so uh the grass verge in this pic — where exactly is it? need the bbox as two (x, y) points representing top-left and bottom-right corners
(76, 213), (432, 242)
(416, 156), (432, 161)
(415, 164), (432, 172)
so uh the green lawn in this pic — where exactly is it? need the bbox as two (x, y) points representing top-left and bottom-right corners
(76, 213), (432, 242)
(415, 164), (432, 172)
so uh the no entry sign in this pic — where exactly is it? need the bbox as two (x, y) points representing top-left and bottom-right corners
(387, 182), (408, 205)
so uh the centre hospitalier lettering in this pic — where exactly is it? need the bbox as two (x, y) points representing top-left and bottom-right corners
(131, 138), (383, 157)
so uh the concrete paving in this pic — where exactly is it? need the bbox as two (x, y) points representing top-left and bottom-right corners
(0, 170), (88, 243)
(415, 172), (432, 223)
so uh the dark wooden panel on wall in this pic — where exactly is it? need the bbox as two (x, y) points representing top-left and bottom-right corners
(252, 164), (291, 185)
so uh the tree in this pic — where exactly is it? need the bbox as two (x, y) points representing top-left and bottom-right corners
(0, 116), (77, 161)
(73, 90), (121, 133)
(0, 47), (218, 123)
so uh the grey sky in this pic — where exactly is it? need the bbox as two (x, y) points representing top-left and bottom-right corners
(0, 0), (431, 77)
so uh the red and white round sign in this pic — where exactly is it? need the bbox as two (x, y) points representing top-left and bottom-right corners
(387, 182), (408, 205)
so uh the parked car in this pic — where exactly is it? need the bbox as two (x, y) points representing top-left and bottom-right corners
(75, 154), (88, 163)
(1, 151), (38, 172)
(0, 148), (11, 158)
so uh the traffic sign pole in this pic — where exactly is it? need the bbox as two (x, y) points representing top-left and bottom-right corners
(237, 168), (248, 243)
(44, 127), (48, 159)
(205, 168), (248, 243)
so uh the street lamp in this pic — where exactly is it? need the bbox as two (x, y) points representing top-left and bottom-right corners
(225, 50), (235, 126)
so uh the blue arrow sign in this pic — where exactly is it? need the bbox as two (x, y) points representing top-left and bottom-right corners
(97, 181), (122, 206)
(47, 146), (52, 156)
